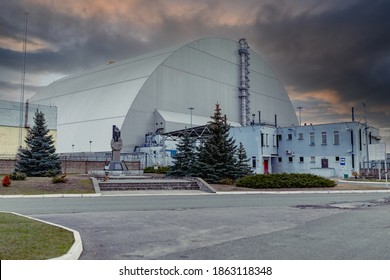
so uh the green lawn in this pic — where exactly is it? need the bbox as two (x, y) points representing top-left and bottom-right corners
(0, 175), (95, 196)
(0, 212), (74, 260)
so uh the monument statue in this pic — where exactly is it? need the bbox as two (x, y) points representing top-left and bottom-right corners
(106, 125), (128, 171)
(111, 125), (123, 161)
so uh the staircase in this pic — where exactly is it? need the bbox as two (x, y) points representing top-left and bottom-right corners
(95, 176), (216, 193)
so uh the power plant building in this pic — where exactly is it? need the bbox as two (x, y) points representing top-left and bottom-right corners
(17, 37), (383, 177)
(0, 100), (57, 156)
(30, 37), (298, 154)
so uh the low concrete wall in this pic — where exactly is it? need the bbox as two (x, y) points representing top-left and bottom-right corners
(310, 168), (336, 178)
(0, 159), (15, 174)
(99, 180), (199, 191)
(0, 159), (140, 174)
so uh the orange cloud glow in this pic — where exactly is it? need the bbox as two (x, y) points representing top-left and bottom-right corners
(287, 87), (356, 116)
(26, 0), (258, 30)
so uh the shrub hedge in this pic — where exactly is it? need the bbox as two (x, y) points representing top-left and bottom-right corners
(9, 172), (27, 180)
(144, 166), (170, 174)
(51, 174), (68, 184)
(235, 173), (336, 189)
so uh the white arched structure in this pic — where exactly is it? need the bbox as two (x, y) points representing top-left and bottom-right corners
(31, 37), (298, 153)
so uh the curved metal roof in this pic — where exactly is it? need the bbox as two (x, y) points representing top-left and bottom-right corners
(31, 37), (298, 153)
(30, 47), (178, 152)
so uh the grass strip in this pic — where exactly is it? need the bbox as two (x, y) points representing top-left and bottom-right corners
(0, 213), (74, 260)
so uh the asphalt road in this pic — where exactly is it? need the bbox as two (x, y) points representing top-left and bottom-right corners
(1, 192), (390, 259)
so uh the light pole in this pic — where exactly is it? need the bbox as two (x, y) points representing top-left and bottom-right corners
(297, 106), (303, 126)
(188, 107), (194, 128)
(89, 140), (92, 153)
(362, 103), (369, 166)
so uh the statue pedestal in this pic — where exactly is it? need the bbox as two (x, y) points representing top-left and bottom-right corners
(106, 161), (128, 171)
(106, 125), (127, 172)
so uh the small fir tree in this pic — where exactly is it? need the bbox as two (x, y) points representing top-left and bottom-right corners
(168, 130), (197, 177)
(15, 110), (62, 176)
(195, 103), (239, 183)
(236, 142), (253, 178)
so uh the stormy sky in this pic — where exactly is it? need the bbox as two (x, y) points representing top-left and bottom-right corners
(1, 0), (390, 145)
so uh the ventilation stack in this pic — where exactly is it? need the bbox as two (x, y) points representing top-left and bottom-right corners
(238, 38), (250, 126)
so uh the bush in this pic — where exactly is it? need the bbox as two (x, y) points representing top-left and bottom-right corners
(218, 178), (235, 185)
(51, 174), (68, 184)
(9, 172), (27, 180)
(235, 173), (336, 189)
(144, 166), (170, 174)
(46, 170), (61, 177)
(2, 175), (11, 187)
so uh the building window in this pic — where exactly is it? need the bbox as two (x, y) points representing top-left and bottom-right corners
(277, 134), (282, 141)
(273, 134), (276, 147)
(287, 134), (292, 140)
(278, 157), (282, 162)
(261, 133), (264, 147)
(335, 156), (340, 162)
(252, 156), (256, 168)
(322, 132), (327, 145)
(299, 157), (304, 163)
(265, 133), (269, 146)
(310, 132), (315, 145)
(288, 157), (293, 162)
(298, 133), (304, 140)
(310, 156), (315, 163)
(334, 131), (340, 145)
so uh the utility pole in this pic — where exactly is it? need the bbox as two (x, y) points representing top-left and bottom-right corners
(362, 103), (369, 166)
(19, 11), (28, 150)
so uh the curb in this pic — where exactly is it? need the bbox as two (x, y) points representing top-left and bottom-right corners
(0, 211), (83, 260)
(339, 180), (390, 186)
(0, 193), (101, 199)
(215, 190), (390, 195)
(2, 190), (390, 198)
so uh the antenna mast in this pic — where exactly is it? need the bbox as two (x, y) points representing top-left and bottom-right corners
(19, 11), (28, 149)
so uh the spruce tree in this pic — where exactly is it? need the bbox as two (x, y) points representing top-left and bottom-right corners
(195, 103), (239, 183)
(168, 130), (197, 177)
(236, 142), (253, 178)
(15, 110), (62, 176)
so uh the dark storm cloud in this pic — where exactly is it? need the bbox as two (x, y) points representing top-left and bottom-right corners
(250, 0), (390, 110)
(0, 0), (155, 75)
(1, 0), (389, 143)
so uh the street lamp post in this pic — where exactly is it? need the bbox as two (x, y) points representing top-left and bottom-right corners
(362, 103), (369, 166)
(89, 140), (92, 153)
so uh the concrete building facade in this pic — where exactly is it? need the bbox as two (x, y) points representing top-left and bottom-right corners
(230, 121), (381, 178)
(0, 100), (57, 157)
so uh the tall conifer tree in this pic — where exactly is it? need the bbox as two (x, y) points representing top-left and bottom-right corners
(195, 103), (239, 183)
(15, 110), (62, 176)
(168, 130), (196, 177)
(236, 142), (253, 178)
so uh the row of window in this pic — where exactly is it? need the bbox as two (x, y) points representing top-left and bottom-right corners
(278, 156), (341, 163)
(284, 131), (340, 145)
(261, 133), (276, 147)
